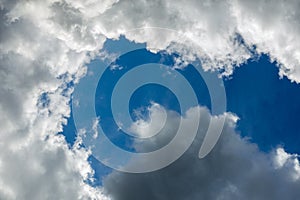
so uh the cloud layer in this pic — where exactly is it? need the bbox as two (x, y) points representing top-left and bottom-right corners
(95, 0), (300, 81)
(0, 0), (107, 199)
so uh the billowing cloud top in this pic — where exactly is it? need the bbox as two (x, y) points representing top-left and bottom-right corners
(1, 0), (300, 200)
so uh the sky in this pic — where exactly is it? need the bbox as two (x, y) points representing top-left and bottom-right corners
(1, 0), (300, 200)
(63, 36), (300, 189)
(226, 55), (300, 154)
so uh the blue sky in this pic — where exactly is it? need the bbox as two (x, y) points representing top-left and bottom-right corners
(62, 36), (300, 186)
(3, 1), (300, 199)
(226, 55), (300, 154)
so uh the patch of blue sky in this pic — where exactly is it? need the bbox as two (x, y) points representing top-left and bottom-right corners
(61, 36), (300, 186)
(225, 55), (300, 154)
(94, 48), (211, 152)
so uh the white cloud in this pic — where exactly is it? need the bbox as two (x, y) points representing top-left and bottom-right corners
(0, 0), (108, 199)
(104, 105), (300, 200)
(233, 0), (300, 82)
(93, 0), (300, 81)
(92, 117), (100, 139)
(129, 103), (167, 138)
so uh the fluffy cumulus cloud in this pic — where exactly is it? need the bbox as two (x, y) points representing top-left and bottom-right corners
(0, 0), (108, 199)
(0, 0), (300, 200)
(104, 106), (300, 200)
(94, 0), (300, 81)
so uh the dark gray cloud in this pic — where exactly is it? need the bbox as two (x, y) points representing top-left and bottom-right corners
(103, 107), (300, 200)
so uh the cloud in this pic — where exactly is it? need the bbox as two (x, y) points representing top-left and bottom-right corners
(1, 0), (300, 199)
(95, 0), (300, 82)
(103, 106), (300, 200)
(0, 1), (108, 199)
(128, 103), (168, 138)
(233, 0), (300, 82)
